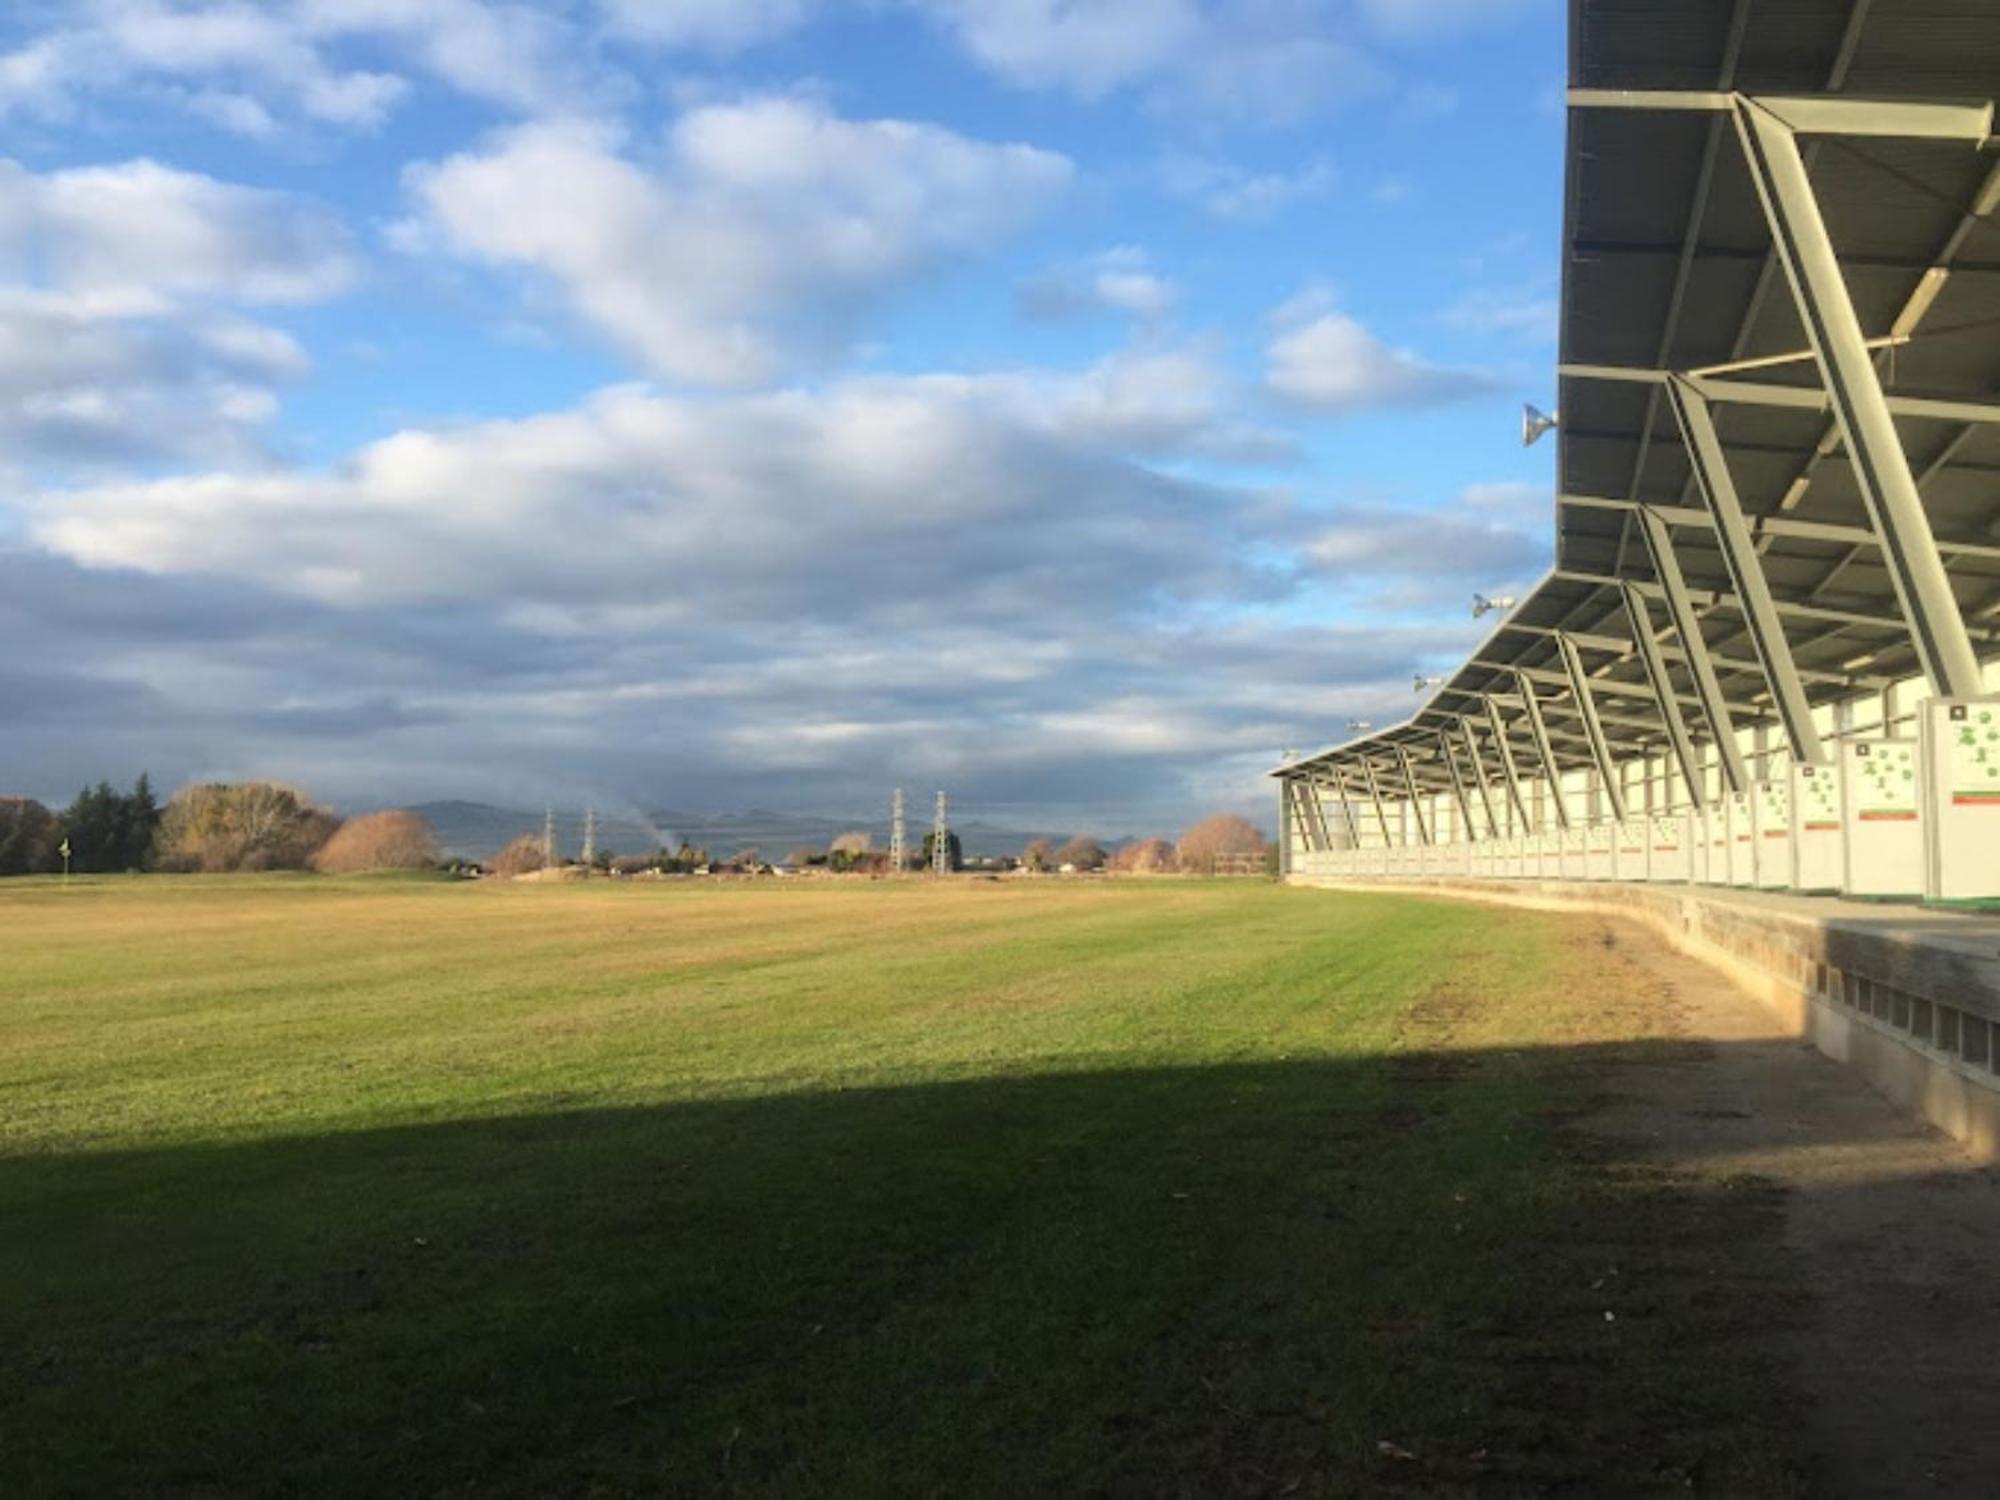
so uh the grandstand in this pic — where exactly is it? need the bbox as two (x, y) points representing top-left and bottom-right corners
(1275, 0), (2000, 1155)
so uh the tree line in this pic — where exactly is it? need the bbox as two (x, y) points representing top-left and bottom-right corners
(0, 778), (439, 877)
(1020, 814), (1269, 876)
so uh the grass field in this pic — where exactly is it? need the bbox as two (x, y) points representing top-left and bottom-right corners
(1, 875), (1806, 1496)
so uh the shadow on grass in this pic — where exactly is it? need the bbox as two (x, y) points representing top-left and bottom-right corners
(4, 1040), (1885, 1498)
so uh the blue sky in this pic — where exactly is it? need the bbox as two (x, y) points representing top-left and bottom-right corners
(0, 0), (1564, 836)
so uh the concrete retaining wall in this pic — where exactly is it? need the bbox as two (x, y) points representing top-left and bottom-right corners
(1289, 875), (2000, 1160)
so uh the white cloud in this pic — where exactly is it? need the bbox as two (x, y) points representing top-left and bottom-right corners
(0, 1), (409, 133)
(0, 290), (308, 471)
(1301, 481), (1549, 584)
(1017, 247), (1177, 323)
(1158, 153), (1334, 222)
(24, 374), (1276, 611)
(944, 346), (1294, 463)
(909, 0), (1382, 125)
(598, 0), (810, 52)
(402, 101), (1072, 386)
(0, 156), (353, 470)
(1356, 0), (1540, 43)
(913, 0), (1202, 99)
(0, 158), (358, 307)
(1439, 286), (1558, 341)
(1265, 306), (1498, 414)
(0, 0), (620, 135)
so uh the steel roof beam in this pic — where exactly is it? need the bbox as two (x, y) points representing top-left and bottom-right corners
(1280, 778), (1311, 856)
(1567, 89), (1995, 144)
(1459, 719), (1502, 837)
(1359, 757), (1393, 846)
(1493, 616), (1868, 689)
(1571, 240), (2000, 278)
(1326, 766), (1362, 847)
(1560, 364), (2000, 427)
(1482, 698), (1532, 829)
(1391, 744), (1431, 845)
(1514, 671), (1572, 831)
(1732, 94), (1987, 698)
(1666, 376), (1830, 765)
(1620, 582), (1706, 806)
(1437, 729), (1479, 842)
(1559, 493), (2000, 565)
(1550, 569), (1976, 640)
(1635, 506), (1751, 792)
(1557, 633), (1627, 821)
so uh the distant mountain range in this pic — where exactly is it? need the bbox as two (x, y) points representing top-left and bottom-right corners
(410, 801), (1114, 863)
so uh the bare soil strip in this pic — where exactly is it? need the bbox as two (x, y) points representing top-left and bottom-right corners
(1560, 917), (2000, 1499)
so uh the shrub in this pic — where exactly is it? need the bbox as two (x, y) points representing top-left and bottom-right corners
(310, 810), (440, 873)
(1114, 837), (1177, 874)
(1054, 835), (1107, 870)
(1176, 813), (1267, 876)
(489, 834), (547, 878)
(0, 797), (60, 876)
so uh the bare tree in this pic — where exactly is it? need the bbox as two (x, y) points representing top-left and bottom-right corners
(311, 810), (440, 873)
(1114, 837), (1177, 874)
(1021, 837), (1054, 873)
(1054, 835), (1107, 871)
(488, 833), (547, 878)
(156, 782), (339, 872)
(1175, 814), (1267, 876)
(829, 830), (873, 856)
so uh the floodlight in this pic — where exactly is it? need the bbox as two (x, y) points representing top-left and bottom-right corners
(1472, 592), (1517, 618)
(1521, 403), (1558, 447)
(1413, 674), (1445, 692)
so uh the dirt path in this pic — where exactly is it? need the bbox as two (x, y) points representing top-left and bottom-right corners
(1578, 917), (2000, 1498)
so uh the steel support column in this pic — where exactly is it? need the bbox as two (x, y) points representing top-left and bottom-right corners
(1359, 757), (1394, 847)
(1636, 505), (1750, 794)
(1460, 719), (1501, 837)
(1279, 779), (1308, 862)
(1665, 376), (1830, 763)
(1732, 96), (1984, 699)
(1483, 698), (1532, 831)
(1327, 766), (1363, 848)
(1393, 744), (1431, 845)
(1555, 634), (1627, 822)
(1438, 731), (1478, 842)
(1620, 582), (1706, 807)
(1298, 775), (1331, 851)
(1513, 671), (1572, 831)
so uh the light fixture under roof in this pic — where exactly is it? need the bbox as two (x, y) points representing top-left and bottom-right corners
(1472, 592), (1518, 618)
(1521, 403), (1558, 447)
(1413, 674), (1445, 692)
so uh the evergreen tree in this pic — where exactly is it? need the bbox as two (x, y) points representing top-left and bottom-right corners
(919, 829), (963, 872)
(59, 775), (164, 872)
(124, 773), (160, 869)
(61, 782), (116, 873)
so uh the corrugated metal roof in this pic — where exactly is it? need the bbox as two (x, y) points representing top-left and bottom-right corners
(1278, 0), (2000, 794)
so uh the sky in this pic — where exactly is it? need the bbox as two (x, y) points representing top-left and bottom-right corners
(0, 0), (1565, 835)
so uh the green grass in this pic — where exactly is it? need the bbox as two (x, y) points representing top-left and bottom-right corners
(0, 876), (1806, 1495)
